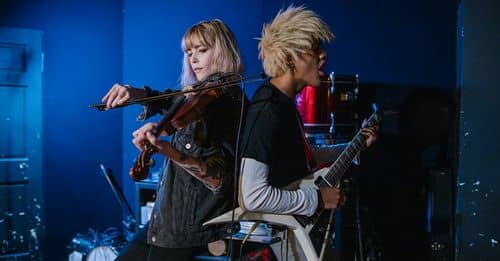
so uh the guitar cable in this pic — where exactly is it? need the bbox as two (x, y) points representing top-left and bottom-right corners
(226, 74), (247, 260)
(238, 221), (261, 258)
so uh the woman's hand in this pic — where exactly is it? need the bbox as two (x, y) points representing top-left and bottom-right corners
(131, 122), (180, 161)
(132, 122), (221, 189)
(132, 122), (160, 151)
(101, 83), (148, 109)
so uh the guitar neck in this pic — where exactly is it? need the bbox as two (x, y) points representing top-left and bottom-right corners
(322, 133), (366, 186)
(321, 111), (379, 187)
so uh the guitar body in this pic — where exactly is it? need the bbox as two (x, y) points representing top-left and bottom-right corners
(288, 167), (330, 190)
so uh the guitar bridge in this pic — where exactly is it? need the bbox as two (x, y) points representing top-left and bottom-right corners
(294, 215), (313, 227)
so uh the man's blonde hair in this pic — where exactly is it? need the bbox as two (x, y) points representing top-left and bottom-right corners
(181, 19), (243, 87)
(258, 6), (334, 77)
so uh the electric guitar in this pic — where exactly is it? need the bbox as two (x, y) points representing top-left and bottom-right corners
(204, 105), (381, 261)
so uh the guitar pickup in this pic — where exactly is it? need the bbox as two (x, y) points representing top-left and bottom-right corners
(314, 175), (333, 188)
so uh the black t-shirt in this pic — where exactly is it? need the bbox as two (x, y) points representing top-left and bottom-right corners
(241, 82), (310, 188)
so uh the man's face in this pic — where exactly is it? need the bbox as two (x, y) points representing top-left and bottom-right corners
(293, 45), (327, 92)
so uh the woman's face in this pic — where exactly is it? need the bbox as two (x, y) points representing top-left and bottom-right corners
(185, 38), (216, 82)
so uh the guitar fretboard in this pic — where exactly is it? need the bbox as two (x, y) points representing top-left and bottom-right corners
(318, 111), (379, 188)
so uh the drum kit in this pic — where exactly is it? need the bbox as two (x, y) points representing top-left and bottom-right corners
(296, 72), (360, 145)
(67, 227), (128, 261)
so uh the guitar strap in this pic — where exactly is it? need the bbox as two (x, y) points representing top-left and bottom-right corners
(296, 112), (316, 173)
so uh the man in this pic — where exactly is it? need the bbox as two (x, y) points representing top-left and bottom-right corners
(239, 6), (378, 259)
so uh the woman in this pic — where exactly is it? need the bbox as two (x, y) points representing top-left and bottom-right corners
(102, 19), (244, 260)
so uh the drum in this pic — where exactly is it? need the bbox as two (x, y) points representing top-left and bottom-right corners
(296, 72), (359, 144)
(86, 246), (118, 261)
(68, 246), (119, 261)
(67, 229), (127, 261)
(296, 75), (333, 135)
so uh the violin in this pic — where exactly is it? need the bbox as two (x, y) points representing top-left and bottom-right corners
(129, 72), (243, 181)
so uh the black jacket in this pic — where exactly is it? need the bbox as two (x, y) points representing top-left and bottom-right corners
(144, 86), (244, 248)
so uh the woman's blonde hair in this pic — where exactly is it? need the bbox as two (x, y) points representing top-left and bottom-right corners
(258, 6), (334, 77)
(180, 19), (243, 87)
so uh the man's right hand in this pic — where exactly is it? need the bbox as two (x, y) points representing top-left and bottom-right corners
(319, 187), (344, 209)
(101, 83), (147, 109)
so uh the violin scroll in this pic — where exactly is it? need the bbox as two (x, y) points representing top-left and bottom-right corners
(129, 143), (157, 181)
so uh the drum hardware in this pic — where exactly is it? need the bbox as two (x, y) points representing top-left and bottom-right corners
(329, 112), (335, 136)
(99, 163), (138, 239)
(339, 93), (350, 102)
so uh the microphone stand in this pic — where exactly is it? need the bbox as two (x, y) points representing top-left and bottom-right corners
(99, 163), (137, 240)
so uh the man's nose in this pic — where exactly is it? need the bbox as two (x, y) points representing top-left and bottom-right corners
(318, 49), (327, 66)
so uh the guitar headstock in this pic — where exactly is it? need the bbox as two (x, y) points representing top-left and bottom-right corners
(365, 103), (382, 127)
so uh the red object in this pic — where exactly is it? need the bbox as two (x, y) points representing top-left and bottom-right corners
(296, 84), (333, 134)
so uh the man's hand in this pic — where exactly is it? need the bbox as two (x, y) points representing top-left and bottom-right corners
(319, 187), (344, 209)
(361, 119), (379, 148)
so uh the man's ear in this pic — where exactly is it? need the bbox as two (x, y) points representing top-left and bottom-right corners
(286, 55), (296, 71)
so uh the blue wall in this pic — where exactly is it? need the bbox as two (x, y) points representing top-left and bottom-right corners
(0, 1), (123, 260)
(1, 0), (459, 259)
(271, 0), (457, 87)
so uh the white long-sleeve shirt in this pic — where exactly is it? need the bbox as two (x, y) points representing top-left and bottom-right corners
(240, 143), (351, 217)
